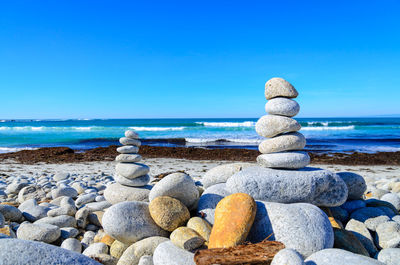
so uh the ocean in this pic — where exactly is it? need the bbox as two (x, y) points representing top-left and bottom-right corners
(0, 118), (399, 154)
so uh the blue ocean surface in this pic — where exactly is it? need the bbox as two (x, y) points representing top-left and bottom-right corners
(0, 118), (399, 154)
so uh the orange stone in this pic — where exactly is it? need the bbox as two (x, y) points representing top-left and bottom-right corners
(0, 226), (14, 237)
(329, 217), (343, 229)
(100, 234), (116, 246)
(208, 193), (256, 248)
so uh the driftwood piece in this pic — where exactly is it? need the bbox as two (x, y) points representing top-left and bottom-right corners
(194, 240), (285, 265)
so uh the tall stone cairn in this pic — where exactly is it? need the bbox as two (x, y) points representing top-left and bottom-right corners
(255, 77), (310, 169)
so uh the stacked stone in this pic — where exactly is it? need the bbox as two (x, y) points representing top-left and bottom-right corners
(255, 77), (310, 169)
(114, 130), (150, 188)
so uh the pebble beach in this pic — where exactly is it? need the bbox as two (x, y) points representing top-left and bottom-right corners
(1, 78), (400, 265)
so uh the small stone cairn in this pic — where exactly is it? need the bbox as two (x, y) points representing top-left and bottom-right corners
(256, 77), (309, 169)
(114, 130), (150, 189)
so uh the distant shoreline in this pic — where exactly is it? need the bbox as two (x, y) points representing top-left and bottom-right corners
(0, 145), (399, 166)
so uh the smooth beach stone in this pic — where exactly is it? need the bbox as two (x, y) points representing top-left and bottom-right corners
(35, 215), (77, 228)
(332, 228), (369, 256)
(258, 132), (306, 154)
(48, 197), (77, 217)
(82, 242), (108, 256)
(209, 193), (256, 248)
(117, 145), (139, 154)
(201, 163), (254, 189)
(153, 240), (195, 265)
(0, 238), (101, 265)
(6, 180), (29, 194)
(60, 227), (80, 239)
(186, 217), (212, 242)
(341, 200), (366, 213)
(381, 193), (400, 211)
(170, 227), (205, 251)
(52, 186), (78, 199)
(115, 163), (150, 179)
(337, 172), (367, 200)
(104, 183), (151, 204)
(366, 216), (391, 231)
(102, 201), (168, 244)
(0, 204), (22, 222)
(110, 240), (130, 259)
(88, 211), (104, 226)
(265, 77), (298, 99)
(149, 173), (199, 209)
(375, 221), (400, 249)
(304, 248), (384, 265)
(17, 222), (61, 243)
(345, 219), (378, 257)
(255, 115), (301, 138)
(120, 137), (141, 146)
(248, 202), (334, 258)
(0, 212), (4, 228)
(81, 231), (96, 248)
(227, 167), (348, 207)
(76, 207), (90, 228)
(125, 130), (139, 139)
(265, 97), (300, 117)
(115, 174), (150, 187)
(17, 185), (46, 203)
(138, 255), (153, 265)
(117, 236), (169, 265)
(257, 151), (310, 169)
(115, 154), (142, 163)
(61, 238), (82, 253)
(271, 248), (305, 265)
(18, 198), (51, 222)
(54, 173), (70, 182)
(197, 183), (231, 225)
(350, 207), (389, 225)
(149, 196), (190, 232)
(85, 201), (112, 212)
(75, 193), (97, 208)
(377, 248), (400, 265)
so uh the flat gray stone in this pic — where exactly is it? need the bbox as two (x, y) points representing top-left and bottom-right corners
(265, 97), (300, 117)
(104, 183), (151, 204)
(115, 174), (150, 187)
(18, 185), (46, 203)
(0, 239), (101, 265)
(337, 172), (367, 200)
(259, 132), (306, 154)
(82, 242), (108, 256)
(304, 248), (384, 264)
(375, 221), (400, 249)
(201, 163), (253, 188)
(345, 219), (378, 257)
(52, 186), (78, 199)
(377, 248), (400, 265)
(54, 173), (70, 182)
(125, 130), (139, 139)
(35, 215), (77, 228)
(381, 193), (400, 211)
(75, 193), (97, 208)
(271, 248), (305, 265)
(115, 163), (150, 179)
(149, 173), (199, 209)
(117, 145), (139, 154)
(196, 183), (231, 225)
(120, 137), (141, 146)
(248, 202), (333, 258)
(60, 227), (79, 239)
(85, 201), (112, 212)
(18, 199), (51, 222)
(117, 236), (169, 265)
(226, 167), (348, 207)
(350, 207), (390, 230)
(61, 238), (82, 253)
(0, 204), (22, 222)
(256, 115), (301, 138)
(257, 151), (310, 169)
(265, 77), (298, 99)
(17, 222), (60, 243)
(153, 241), (195, 265)
(102, 201), (168, 244)
(116, 154), (142, 163)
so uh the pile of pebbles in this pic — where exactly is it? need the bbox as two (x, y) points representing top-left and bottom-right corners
(0, 80), (400, 264)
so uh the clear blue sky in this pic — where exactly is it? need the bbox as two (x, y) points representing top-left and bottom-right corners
(1, 0), (399, 119)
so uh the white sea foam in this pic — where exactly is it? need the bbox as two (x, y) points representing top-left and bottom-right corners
(0, 147), (38, 154)
(196, 121), (256, 127)
(301, 125), (355, 131)
(185, 137), (262, 144)
(129, 126), (185, 131)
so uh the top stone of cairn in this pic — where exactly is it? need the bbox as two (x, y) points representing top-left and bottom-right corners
(265, 77), (298, 100)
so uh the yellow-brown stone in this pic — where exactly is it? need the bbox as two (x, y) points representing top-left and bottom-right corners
(149, 196), (190, 232)
(329, 217), (344, 229)
(208, 193), (256, 248)
(170, 227), (205, 251)
(187, 217), (212, 242)
(0, 226), (14, 237)
(110, 240), (131, 259)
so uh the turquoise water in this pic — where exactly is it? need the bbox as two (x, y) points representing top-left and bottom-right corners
(0, 118), (399, 153)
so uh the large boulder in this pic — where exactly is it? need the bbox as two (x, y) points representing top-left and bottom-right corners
(227, 167), (348, 207)
(304, 248), (384, 264)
